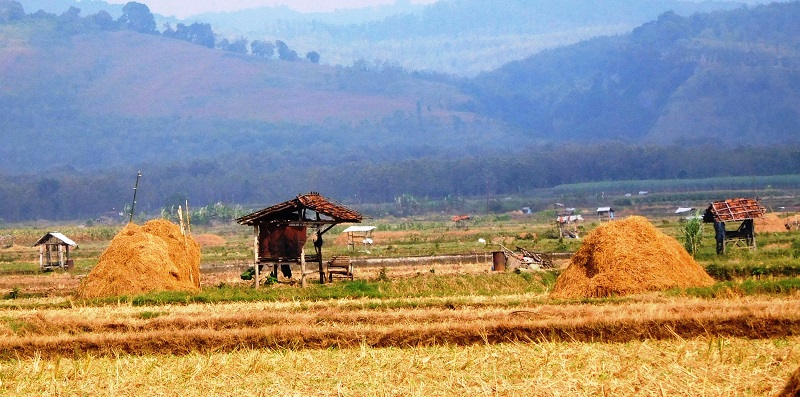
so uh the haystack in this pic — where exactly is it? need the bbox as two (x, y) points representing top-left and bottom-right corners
(551, 216), (714, 299)
(77, 219), (201, 299)
(776, 365), (800, 397)
(756, 213), (795, 233)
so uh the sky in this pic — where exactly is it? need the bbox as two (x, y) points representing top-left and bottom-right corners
(104, 0), (438, 18)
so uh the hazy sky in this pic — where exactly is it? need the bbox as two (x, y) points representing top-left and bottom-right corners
(105, 0), (438, 18)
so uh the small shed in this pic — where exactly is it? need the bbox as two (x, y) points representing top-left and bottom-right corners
(597, 207), (615, 222)
(557, 207), (582, 238)
(341, 225), (376, 251)
(703, 198), (766, 254)
(33, 232), (78, 271)
(236, 192), (363, 287)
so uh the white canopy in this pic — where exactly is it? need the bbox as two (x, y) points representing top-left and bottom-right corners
(341, 226), (377, 233)
(33, 232), (78, 247)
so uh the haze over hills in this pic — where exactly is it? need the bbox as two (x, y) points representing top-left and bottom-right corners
(468, 2), (800, 144)
(1, 0), (800, 221)
(17, 0), (777, 75)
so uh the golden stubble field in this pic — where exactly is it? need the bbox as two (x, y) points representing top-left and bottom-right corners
(1, 290), (800, 396)
(2, 217), (800, 396)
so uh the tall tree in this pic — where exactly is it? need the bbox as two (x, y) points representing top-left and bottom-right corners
(219, 37), (248, 54)
(275, 40), (299, 61)
(251, 40), (275, 58)
(0, 0), (23, 23)
(119, 2), (155, 34)
(306, 51), (320, 64)
(168, 22), (215, 48)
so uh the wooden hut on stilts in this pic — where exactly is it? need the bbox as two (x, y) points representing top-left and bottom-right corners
(236, 192), (363, 288)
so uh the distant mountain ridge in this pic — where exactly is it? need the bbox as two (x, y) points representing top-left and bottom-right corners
(17, 0), (770, 76)
(467, 1), (800, 145)
(1, 1), (799, 176)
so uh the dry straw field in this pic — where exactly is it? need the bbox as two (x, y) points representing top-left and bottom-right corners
(2, 214), (800, 396)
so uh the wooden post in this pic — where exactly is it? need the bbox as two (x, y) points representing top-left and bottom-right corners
(39, 245), (43, 270)
(300, 248), (307, 288)
(58, 245), (64, 267)
(253, 225), (259, 288)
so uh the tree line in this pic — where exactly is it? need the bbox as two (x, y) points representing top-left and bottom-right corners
(1, 144), (799, 223)
(0, 0), (320, 62)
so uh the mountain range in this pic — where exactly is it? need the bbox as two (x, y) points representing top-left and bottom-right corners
(1, 0), (799, 221)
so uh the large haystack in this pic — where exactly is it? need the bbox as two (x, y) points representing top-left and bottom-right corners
(551, 216), (714, 299)
(77, 219), (201, 299)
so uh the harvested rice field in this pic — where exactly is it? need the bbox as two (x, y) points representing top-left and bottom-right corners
(2, 214), (800, 396)
(2, 337), (798, 396)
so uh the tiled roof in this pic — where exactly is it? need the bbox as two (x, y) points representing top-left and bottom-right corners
(236, 192), (363, 226)
(708, 198), (765, 222)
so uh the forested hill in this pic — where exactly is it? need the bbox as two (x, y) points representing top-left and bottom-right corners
(186, 0), (751, 76)
(2, 2), (800, 222)
(0, 2), (487, 173)
(466, 1), (800, 145)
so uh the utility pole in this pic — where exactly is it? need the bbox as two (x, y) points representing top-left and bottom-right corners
(129, 171), (142, 223)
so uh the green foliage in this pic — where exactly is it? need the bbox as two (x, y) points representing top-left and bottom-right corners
(680, 278), (800, 298)
(0, 316), (33, 335)
(377, 267), (390, 282)
(704, 262), (800, 281)
(137, 311), (164, 320)
(77, 272), (552, 307)
(6, 286), (20, 299)
(683, 214), (703, 256)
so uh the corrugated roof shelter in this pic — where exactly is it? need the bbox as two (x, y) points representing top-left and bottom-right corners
(32, 232), (78, 271)
(596, 207), (615, 222)
(341, 225), (376, 251)
(236, 192), (363, 287)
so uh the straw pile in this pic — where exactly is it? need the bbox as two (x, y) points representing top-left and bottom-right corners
(551, 216), (714, 299)
(77, 219), (201, 299)
(776, 365), (800, 397)
(756, 213), (793, 233)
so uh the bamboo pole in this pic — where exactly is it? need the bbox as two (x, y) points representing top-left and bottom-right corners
(178, 205), (185, 236)
(253, 225), (259, 289)
(185, 200), (191, 235)
(301, 248), (307, 288)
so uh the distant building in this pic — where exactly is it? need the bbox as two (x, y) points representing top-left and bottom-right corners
(597, 207), (615, 221)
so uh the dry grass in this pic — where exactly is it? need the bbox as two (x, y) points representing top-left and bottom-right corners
(2, 295), (800, 359)
(0, 337), (797, 396)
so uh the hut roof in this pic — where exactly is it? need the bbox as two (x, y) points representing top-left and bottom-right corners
(32, 232), (78, 247)
(236, 192), (363, 226)
(707, 198), (765, 222)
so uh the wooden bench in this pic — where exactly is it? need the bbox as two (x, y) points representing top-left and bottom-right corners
(326, 255), (354, 282)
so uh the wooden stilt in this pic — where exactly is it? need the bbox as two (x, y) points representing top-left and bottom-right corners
(253, 225), (259, 288)
(300, 248), (307, 288)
